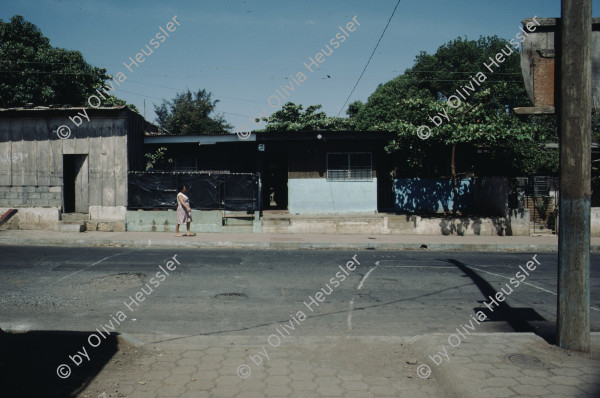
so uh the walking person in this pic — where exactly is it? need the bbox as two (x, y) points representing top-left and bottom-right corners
(175, 185), (195, 237)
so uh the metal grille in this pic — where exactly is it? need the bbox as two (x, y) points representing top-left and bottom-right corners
(326, 152), (372, 181)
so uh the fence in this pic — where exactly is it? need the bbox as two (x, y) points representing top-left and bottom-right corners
(128, 172), (258, 211)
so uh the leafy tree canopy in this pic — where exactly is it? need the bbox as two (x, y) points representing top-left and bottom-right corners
(257, 102), (354, 132)
(406, 36), (530, 108)
(154, 89), (232, 135)
(0, 15), (133, 109)
(352, 35), (558, 176)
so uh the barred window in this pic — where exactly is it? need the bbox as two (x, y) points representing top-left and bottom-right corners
(326, 153), (372, 181)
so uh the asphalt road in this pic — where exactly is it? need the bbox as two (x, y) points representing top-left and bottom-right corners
(1, 246), (599, 339)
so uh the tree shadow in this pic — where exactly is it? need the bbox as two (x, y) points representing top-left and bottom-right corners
(394, 178), (473, 214)
(441, 259), (554, 344)
(0, 329), (119, 397)
(393, 177), (508, 217)
(438, 216), (507, 236)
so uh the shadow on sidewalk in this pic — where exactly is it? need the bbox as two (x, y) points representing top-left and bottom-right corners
(0, 329), (119, 397)
(442, 258), (554, 344)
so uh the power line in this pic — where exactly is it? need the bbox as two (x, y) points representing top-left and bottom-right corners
(112, 88), (252, 118)
(125, 80), (265, 104)
(336, 0), (403, 116)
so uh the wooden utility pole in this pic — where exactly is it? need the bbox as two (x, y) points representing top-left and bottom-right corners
(557, 0), (592, 351)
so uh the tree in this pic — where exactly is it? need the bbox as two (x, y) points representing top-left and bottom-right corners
(346, 100), (365, 118)
(405, 36), (530, 108)
(257, 102), (354, 132)
(0, 15), (112, 107)
(354, 35), (557, 191)
(154, 89), (232, 135)
(351, 35), (562, 213)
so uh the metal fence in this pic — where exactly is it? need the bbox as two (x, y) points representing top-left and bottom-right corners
(128, 171), (258, 211)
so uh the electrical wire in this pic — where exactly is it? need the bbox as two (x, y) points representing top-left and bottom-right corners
(336, 0), (403, 116)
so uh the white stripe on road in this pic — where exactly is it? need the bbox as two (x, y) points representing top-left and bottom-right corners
(466, 265), (557, 295)
(466, 265), (600, 312)
(50, 248), (144, 284)
(347, 261), (380, 333)
(362, 259), (599, 312)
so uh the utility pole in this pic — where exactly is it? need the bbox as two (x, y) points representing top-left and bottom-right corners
(557, 0), (592, 351)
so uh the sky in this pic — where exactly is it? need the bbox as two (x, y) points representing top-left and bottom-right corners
(1, 0), (598, 132)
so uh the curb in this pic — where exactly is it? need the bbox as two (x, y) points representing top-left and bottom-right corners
(0, 236), (595, 252)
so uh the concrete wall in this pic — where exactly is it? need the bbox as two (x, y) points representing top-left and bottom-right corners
(89, 205), (127, 221)
(287, 178), (377, 214)
(508, 209), (530, 236)
(0, 207), (60, 230)
(411, 216), (507, 236)
(125, 210), (257, 233)
(394, 178), (472, 213)
(0, 186), (62, 207)
(263, 216), (388, 234)
(262, 213), (531, 236)
(592, 208), (600, 237)
(394, 177), (509, 216)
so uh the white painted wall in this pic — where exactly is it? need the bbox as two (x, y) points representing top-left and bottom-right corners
(287, 178), (377, 214)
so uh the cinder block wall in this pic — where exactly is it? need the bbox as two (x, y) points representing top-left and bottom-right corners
(0, 186), (62, 207)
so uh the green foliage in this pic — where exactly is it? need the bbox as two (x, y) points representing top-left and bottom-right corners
(353, 74), (432, 131)
(346, 100), (365, 117)
(406, 36), (530, 108)
(257, 102), (354, 132)
(144, 146), (171, 171)
(0, 15), (113, 107)
(354, 35), (557, 176)
(154, 89), (232, 135)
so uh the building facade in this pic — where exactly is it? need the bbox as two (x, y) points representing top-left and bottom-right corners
(0, 106), (146, 229)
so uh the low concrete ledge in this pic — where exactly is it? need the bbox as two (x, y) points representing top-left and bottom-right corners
(125, 210), (254, 233)
(261, 213), (530, 236)
(263, 215), (389, 235)
(0, 207), (60, 230)
(89, 206), (127, 221)
(86, 220), (126, 232)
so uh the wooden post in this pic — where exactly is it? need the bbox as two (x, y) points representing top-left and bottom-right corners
(557, 0), (592, 351)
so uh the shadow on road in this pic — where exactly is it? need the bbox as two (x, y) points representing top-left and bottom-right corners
(442, 258), (554, 343)
(0, 329), (119, 397)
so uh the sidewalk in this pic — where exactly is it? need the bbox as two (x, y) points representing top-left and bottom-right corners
(74, 333), (600, 398)
(1, 229), (599, 251)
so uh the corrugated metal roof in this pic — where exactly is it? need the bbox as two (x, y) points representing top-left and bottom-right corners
(145, 134), (255, 144)
(0, 105), (127, 112)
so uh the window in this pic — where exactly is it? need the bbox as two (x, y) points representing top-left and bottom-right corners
(326, 152), (372, 181)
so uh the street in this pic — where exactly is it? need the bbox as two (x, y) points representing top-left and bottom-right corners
(2, 246), (599, 339)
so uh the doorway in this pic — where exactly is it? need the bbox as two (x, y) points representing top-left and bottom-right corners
(63, 154), (89, 213)
(262, 153), (288, 210)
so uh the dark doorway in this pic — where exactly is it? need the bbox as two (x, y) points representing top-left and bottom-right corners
(377, 166), (396, 212)
(262, 153), (288, 210)
(63, 154), (89, 213)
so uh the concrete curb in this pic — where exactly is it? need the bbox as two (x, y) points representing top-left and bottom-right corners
(0, 236), (590, 252)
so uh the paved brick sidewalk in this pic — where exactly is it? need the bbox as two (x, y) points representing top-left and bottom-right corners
(411, 333), (600, 398)
(76, 333), (600, 398)
(78, 336), (442, 398)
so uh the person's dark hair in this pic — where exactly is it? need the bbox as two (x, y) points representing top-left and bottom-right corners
(178, 185), (187, 192)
